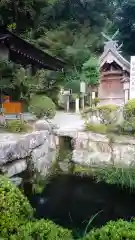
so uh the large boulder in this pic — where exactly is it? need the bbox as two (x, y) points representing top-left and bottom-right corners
(0, 130), (56, 178)
(34, 119), (58, 132)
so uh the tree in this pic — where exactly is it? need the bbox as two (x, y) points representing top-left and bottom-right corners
(81, 57), (99, 106)
(81, 57), (99, 86)
(0, 0), (115, 107)
(115, 0), (135, 56)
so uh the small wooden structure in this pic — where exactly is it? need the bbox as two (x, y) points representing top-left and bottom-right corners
(99, 33), (130, 105)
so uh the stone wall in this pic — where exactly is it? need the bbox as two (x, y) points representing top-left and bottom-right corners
(72, 132), (135, 167)
(0, 131), (57, 180)
(1, 125), (135, 184)
(55, 129), (135, 167)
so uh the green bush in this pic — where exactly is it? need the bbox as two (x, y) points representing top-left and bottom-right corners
(92, 97), (100, 106)
(116, 118), (135, 135)
(0, 176), (72, 240)
(29, 95), (56, 119)
(124, 99), (135, 120)
(83, 219), (135, 240)
(12, 219), (73, 240)
(0, 176), (33, 238)
(85, 123), (107, 134)
(96, 104), (118, 124)
(81, 107), (97, 121)
(5, 120), (30, 133)
(71, 93), (79, 101)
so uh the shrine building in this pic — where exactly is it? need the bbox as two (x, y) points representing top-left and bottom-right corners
(99, 35), (130, 106)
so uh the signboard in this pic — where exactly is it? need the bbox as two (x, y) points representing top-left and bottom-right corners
(80, 81), (86, 93)
(130, 56), (135, 99)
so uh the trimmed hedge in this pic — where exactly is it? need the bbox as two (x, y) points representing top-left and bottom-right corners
(29, 95), (56, 119)
(0, 176), (73, 240)
(2, 176), (135, 240)
(0, 176), (33, 237)
(83, 219), (135, 240)
(11, 219), (73, 240)
(96, 104), (118, 124)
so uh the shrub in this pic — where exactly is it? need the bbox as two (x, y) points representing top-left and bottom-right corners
(29, 95), (56, 119)
(96, 104), (118, 124)
(92, 97), (100, 107)
(83, 219), (135, 240)
(71, 93), (79, 101)
(5, 120), (30, 133)
(120, 119), (135, 134)
(12, 219), (73, 240)
(0, 176), (33, 238)
(124, 99), (135, 120)
(85, 123), (107, 134)
(81, 107), (97, 122)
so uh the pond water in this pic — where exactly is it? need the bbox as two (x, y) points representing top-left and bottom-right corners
(20, 135), (135, 237)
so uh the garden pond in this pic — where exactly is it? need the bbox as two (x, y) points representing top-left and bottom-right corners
(19, 135), (135, 238)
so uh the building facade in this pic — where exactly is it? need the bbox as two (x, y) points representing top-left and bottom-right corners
(99, 38), (130, 106)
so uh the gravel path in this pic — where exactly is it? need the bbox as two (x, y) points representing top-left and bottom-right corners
(51, 111), (85, 131)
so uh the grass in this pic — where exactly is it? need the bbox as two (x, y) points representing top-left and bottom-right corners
(72, 210), (103, 239)
(94, 165), (135, 190)
(4, 120), (32, 133)
(73, 164), (135, 191)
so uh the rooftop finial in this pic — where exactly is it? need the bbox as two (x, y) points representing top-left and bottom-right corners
(101, 30), (123, 53)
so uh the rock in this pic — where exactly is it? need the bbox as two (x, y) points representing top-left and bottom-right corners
(34, 119), (58, 132)
(71, 132), (135, 167)
(72, 132), (111, 166)
(0, 131), (48, 165)
(2, 160), (27, 177)
(34, 120), (52, 131)
(32, 134), (56, 175)
(0, 130), (56, 178)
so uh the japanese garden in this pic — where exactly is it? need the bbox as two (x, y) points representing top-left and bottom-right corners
(1, 0), (135, 239)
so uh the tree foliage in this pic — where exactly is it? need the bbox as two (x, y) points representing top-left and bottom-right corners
(0, 0), (123, 100)
(29, 94), (56, 118)
(115, 0), (135, 56)
(81, 57), (99, 86)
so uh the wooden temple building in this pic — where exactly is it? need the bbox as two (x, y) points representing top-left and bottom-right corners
(0, 27), (65, 71)
(98, 34), (130, 106)
(0, 27), (65, 114)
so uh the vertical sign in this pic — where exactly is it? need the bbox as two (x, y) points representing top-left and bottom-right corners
(130, 56), (135, 99)
(80, 81), (86, 93)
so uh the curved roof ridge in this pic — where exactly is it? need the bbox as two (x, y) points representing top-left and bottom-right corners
(100, 48), (130, 72)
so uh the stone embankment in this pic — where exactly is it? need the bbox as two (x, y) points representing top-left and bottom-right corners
(1, 116), (135, 184)
(56, 128), (135, 167)
(0, 120), (57, 182)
